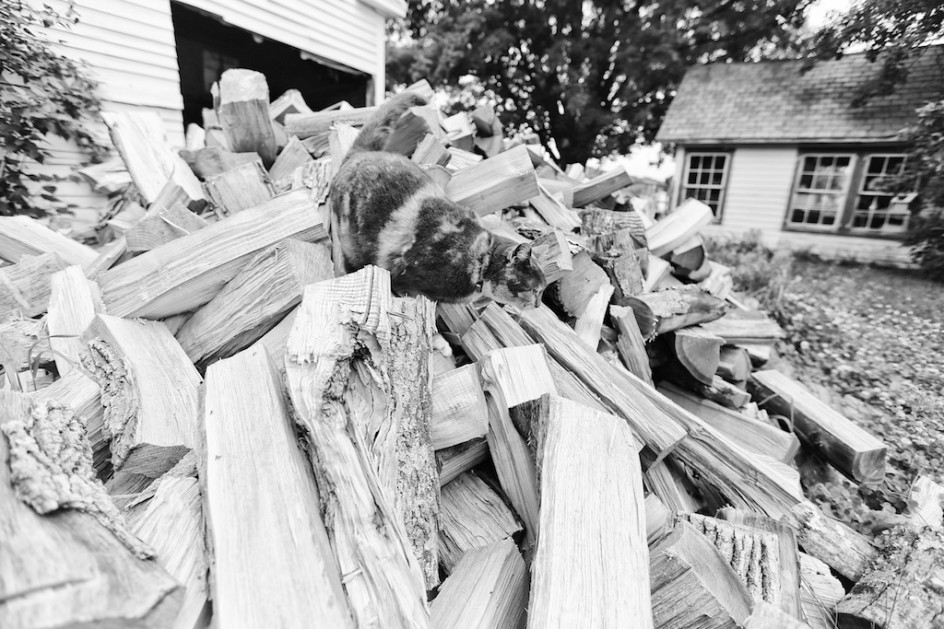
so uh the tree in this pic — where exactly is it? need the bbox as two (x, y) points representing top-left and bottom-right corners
(899, 100), (944, 280)
(807, 0), (944, 105)
(387, 0), (813, 166)
(0, 1), (108, 217)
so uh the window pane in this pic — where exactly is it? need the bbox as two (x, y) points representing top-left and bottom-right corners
(791, 209), (805, 223)
(803, 157), (817, 172)
(691, 155), (702, 169)
(800, 174), (813, 189)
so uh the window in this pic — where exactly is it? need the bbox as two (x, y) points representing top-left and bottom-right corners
(682, 152), (729, 220)
(788, 154), (853, 229)
(852, 155), (908, 233)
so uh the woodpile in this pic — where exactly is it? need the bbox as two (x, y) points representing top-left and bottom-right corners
(1, 68), (930, 629)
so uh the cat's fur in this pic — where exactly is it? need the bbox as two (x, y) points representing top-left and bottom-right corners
(330, 93), (546, 309)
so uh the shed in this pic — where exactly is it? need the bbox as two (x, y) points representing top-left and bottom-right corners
(656, 45), (944, 265)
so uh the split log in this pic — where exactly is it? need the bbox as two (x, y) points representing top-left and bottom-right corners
(176, 239), (333, 365)
(47, 264), (106, 375)
(31, 369), (108, 474)
(0, 391), (182, 627)
(645, 458), (702, 513)
(430, 539), (528, 629)
(670, 235), (707, 277)
(0, 252), (66, 319)
(699, 261), (734, 300)
(643, 254), (673, 292)
(82, 314), (201, 477)
(555, 250), (611, 341)
(98, 188), (326, 319)
(102, 111), (205, 208)
(430, 364), (489, 450)
(268, 136), (314, 190)
(530, 230), (573, 283)
(687, 375), (752, 409)
(589, 229), (646, 300)
(524, 394), (652, 628)
(744, 602), (811, 629)
(573, 282), (614, 350)
(698, 310), (785, 345)
(478, 344), (558, 552)
(179, 146), (260, 180)
(798, 552), (844, 629)
(0, 317), (51, 373)
(437, 438), (489, 486)
(786, 500), (878, 582)
(528, 183), (582, 231)
(539, 178), (575, 207)
(203, 160), (276, 215)
(609, 304), (654, 386)
(203, 347), (352, 628)
(430, 348), (455, 376)
(412, 133), (452, 167)
(572, 168), (633, 207)
(659, 382), (800, 463)
(284, 105), (376, 140)
(384, 108), (439, 156)
(471, 103), (503, 157)
(836, 526), (944, 629)
(649, 521), (754, 629)
(214, 69), (278, 166)
(646, 493), (673, 544)
(86, 236), (127, 279)
(446, 146), (483, 170)
(749, 369), (887, 484)
(717, 346), (751, 387)
(441, 111), (476, 151)
(621, 286), (728, 340)
(439, 472), (522, 573)
(284, 267), (435, 622)
(673, 326), (724, 385)
(0, 215), (98, 269)
(647, 198), (714, 257)
(125, 204), (209, 253)
(269, 88), (311, 124)
(127, 473), (210, 629)
(445, 145), (538, 216)
(437, 301), (479, 343)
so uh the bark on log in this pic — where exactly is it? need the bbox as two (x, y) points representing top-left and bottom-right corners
(786, 500), (878, 582)
(621, 286), (728, 340)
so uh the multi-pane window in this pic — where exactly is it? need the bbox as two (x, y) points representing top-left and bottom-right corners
(787, 154), (853, 229)
(682, 152), (729, 219)
(851, 155), (908, 232)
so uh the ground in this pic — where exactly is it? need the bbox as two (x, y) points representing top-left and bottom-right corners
(707, 235), (944, 536)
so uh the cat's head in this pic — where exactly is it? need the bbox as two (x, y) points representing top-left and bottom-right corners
(481, 241), (546, 309)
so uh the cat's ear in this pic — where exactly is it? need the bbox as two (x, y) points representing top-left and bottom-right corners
(512, 242), (533, 263)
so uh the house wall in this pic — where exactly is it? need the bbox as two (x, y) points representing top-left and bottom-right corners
(672, 145), (913, 266)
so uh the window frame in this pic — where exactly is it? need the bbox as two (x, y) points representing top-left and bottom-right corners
(680, 151), (731, 223)
(849, 153), (910, 235)
(784, 152), (856, 233)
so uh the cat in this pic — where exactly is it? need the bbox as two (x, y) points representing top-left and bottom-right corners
(329, 92), (546, 309)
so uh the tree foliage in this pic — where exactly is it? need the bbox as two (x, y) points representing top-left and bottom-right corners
(1, 1), (108, 217)
(387, 0), (812, 165)
(899, 100), (944, 280)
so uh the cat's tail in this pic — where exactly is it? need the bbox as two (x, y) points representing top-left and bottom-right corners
(350, 91), (429, 153)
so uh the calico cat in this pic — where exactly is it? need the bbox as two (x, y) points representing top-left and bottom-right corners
(329, 93), (546, 309)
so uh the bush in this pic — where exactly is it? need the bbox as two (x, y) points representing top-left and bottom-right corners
(702, 229), (795, 307)
(904, 208), (944, 281)
(0, 1), (108, 217)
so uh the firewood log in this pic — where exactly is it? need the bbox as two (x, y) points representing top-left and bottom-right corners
(798, 552), (843, 629)
(384, 108), (440, 157)
(646, 198), (714, 257)
(0, 317), (51, 374)
(649, 521), (753, 629)
(446, 146), (483, 170)
(0, 216), (98, 270)
(673, 326), (724, 385)
(609, 304), (654, 386)
(269, 88), (312, 123)
(669, 235), (707, 277)
(530, 230), (573, 283)
(528, 183), (581, 231)
(98, 189), (326, 319)
(214, 69), (278, 166)
(574, 282), (614, 350)
(284, 267), (435, 622)
(698, 309), (785, 345)
(268, 136), (314, 191)
(87, 236), (127, 279)
(203, 160), (276, 215)
(786, 500), (878, 582)
(581, 208), (648, 245)
(743, 602), (811, 629)
(430, 539), (528, 629)
(645, 493), (672, 544)
(572, 168), (633, 207)
(621, 286), (728, 340)
(47, 264), (106, 375)
(717, 346), (751, 387)
(586, 227), (647, 300)
(749, 369), (888, 484)
(439, 472), (522, 573)
(908, 476), (944, 528)
(437, 438), (489, 486)
(82, 314), (201, 477)
(557, 251), (610, 318)
(412, 133), (452, 167)
(437, 301), (479, 343)
(0, 252), (66, 319)
(125, 204), (209, 253)
(431, 364), (489, 450)
(445, 145), (538, 216)
(643, 254), (672, 292)
(645, 458), (702, 513)
(524, 394), (652, 628)
(178, 146), (261, 180)
(176, 239), (333, 365)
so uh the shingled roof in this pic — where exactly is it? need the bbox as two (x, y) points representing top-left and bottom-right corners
(656, 45), (944, 145)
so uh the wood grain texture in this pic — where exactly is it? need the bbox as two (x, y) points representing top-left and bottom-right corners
(528, 183), (582, 231)
(215, 69), (278, 166)
(674, 326), (724, 386)
(46, 264), (106, 376)
(0, 215), (98, 269)
(572, 167), (633, 207)
(787, 500), (877, 582)
(203, 160), (276, 215)
(609, 304), (654, 386)
(646, 198), (714, 257)
(431, 364), (489, 450)
(125, 205), (209, 253)
(437, 438), (489, 487)
(203, 346), (353, 629)
(0, 253), (67, 320)
(445, 145), (538, 216)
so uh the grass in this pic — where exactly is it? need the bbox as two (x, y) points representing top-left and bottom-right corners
(705, 231), (944, 536)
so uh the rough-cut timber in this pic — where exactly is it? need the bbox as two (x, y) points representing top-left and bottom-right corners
(125, 204), (209, 253)
(0, 252), (66, 319)
(430, 364), (489, 450)
(525, 394), (653, 629)
(622, 286), (728, 340)
(439, 472), (522, 573)
(203, 347), (353, 629)
(98, 188), (326, 319)
(0, 391), (182, 628)
(647, 198), (714, 257)
(674, 327), (724, 385)
(0, 215), (98, 269)
(445, 145), (539, 215)
(284, 267), (433, 627)
(176, 239), (333, 365)
(47, 264), (106, 376)
(430, 539), (529, 629)
(82, 314), (201, 477)
(214, 69), (278, 166)
(749, 369), (887, 484)
(572, 168), (633, 207)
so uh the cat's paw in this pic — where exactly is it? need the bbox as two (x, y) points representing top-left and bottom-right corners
(431, 332), (453, 357)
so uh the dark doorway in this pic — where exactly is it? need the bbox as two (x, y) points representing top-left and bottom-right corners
(170, 2), (370, 128)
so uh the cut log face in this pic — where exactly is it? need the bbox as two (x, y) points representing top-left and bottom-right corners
(215, 69), (278, 166)
(717, 346), (751, 387)
(646, 198), (714, 257)
(749, 369), (888, 484)
(572, 168), (633, 207)
(176, 239), (333, 365)
(0, 252), (67, 320)
(673, 326), (724, 385)
(439, 472), (522, 573)
(0, 215), (98, 270)
(798, 552), (844, 629)
(82, 314), (202, 477)
(125, 204), (209, 253)
(284, 267), (433, 626)
(525, 394), (653, 629)
(98, 188), (326, 319)
(47, 264), (106, 376)
(0, 390), (182, 628)
(445, 145), (539, 216)
(203, 160), (276, 215)
(430, 539), (529, 629)
(430, 364), (489, 450)
(203, 346), (353, 629)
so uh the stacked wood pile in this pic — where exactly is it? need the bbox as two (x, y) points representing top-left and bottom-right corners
(1, 68), (941, 629)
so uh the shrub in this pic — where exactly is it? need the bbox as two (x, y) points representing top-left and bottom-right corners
(904, 208), (944, 281)
(702, 229), (795, 307)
